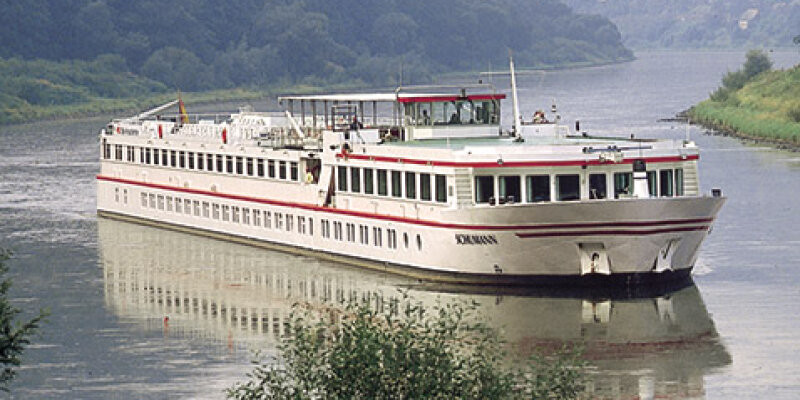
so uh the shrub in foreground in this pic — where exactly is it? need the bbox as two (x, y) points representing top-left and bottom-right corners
(228, 294), (585, 400)
(0, 249), (47, 391)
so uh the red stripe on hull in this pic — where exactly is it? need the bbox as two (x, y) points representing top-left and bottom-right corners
(97, 175), (713, 232)
(516, 225), (710, 238)
(336, 153), (698, 168)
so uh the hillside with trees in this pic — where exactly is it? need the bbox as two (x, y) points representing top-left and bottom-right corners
(0, 0), (633, 124)
(562, 0), (800, 49)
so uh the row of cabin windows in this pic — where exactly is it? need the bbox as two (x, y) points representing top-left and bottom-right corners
(474, 169), (685, 204)
(138, 190), (423, 251)
(104, 143), (300, 182)
(336, 166), (448, 203)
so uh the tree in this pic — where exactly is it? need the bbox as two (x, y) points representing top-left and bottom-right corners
(0, 249), (47, 391)
(228, 293), (586, 400)
(742, 49), (772, 79)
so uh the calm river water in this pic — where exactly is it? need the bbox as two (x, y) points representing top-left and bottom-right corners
(1, 50), (799, 399)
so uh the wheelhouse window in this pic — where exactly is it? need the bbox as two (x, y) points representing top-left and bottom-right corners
(435, 174), (447, 203)
(555, 174), (580, 201)
(475, 176), (494, 204)
(526, 175), (550, 202)
(391, 171), (402, 197)
(350, 167), (361, 193)
(410, 99), (500, 126)
(589, 173), (607, 199)
(499, 175), (520, 204)
(337, 166), (347, 191)
(377, 169), (388, 196)
(420, 173), (431, 201)
(659, 169), (674, 197)
(614, 172), (632, 198)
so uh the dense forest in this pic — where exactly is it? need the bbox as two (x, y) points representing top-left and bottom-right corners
(562, 0), (800, 49)
(0, 0), (633, 124)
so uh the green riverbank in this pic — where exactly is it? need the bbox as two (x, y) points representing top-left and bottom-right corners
(687, 54), (800, 149)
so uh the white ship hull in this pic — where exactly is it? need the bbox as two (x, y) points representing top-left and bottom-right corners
(97, 174), (722, 285)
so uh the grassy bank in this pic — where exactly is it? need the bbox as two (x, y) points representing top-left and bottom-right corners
(688, 61), (800, 148)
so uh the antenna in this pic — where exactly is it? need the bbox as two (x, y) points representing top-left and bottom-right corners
(509, 50), (521, 137)
(685, 117), (691, 142)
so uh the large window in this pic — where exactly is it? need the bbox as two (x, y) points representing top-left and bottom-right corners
(589, 173), (607, 199)
(660, 169), (674, 197)
(378, 169), (388, 196)
(257, 159), (264, 177)
(236, 156), (244, 174)
(475, 176), (494, 204)
(647, 171), (657, 196)
(279, 161), (287, 179)
(337, 166), (348, 191)
(179, 151), (186, 168)
(290, 162), (298, 181)
(420, 173), (431, 201)
(675, 168), (684, 196)
(247, 157), (254, 176)
(351, 167), (361, 193)
(226, 156), (233, 173)
(614, 172), (632, 198)
(556, 174), (580, 201)
(526, 175), (550, 202)
(364, 168), (374, 194)
(268, 160), (276, 178)
(499, 175), (520, 204)
(391, 171), (402, 197)
(435, 174), (447, 203)
(405, 172), (416, 199)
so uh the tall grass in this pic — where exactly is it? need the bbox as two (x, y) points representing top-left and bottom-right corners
(689, 65), (800, 144)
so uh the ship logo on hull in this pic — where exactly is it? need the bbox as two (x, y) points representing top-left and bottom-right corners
(455, 234), (498, 245)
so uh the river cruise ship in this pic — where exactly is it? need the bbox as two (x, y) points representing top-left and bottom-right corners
(96, 82), (724, 286)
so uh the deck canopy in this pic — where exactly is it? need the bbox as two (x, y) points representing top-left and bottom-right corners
(278, 85), (505, 135)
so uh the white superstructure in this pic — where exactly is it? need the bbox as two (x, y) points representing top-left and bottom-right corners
(96, 85), (724, 286)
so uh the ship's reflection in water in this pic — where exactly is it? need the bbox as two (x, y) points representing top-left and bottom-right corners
(98, 218), (730, 399)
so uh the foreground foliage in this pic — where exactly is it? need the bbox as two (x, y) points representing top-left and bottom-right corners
(0, 249), (47, 391)
(689, 50), (800, 145)
(228, 294), (585, 400)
